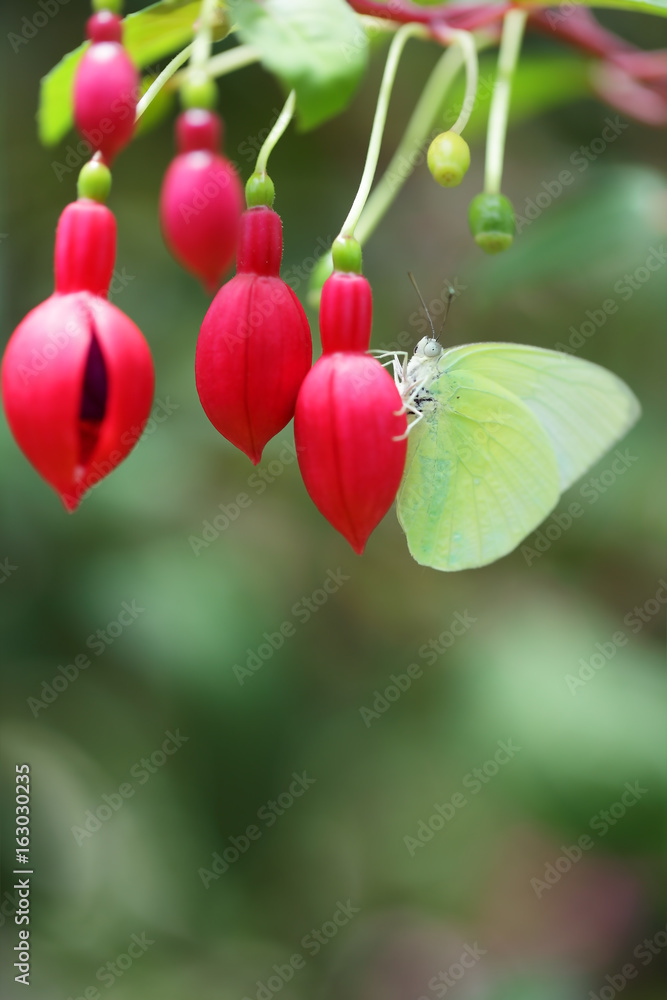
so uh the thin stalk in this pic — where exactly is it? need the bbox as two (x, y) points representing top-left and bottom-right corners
(448, 30), (478, 135)
(356, 33), (492, 245)
(255, 91), (297, 175)
(136, 43), (260, 121)
(135, 43), (193, 120)
(190, 0), (220, 70)
(484, 9), (527, 195)
(338, 22), (428, 241)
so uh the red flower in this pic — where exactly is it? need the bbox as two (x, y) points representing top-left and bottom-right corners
(73, 12), (138, 162)
(195, 205), (312, 464)
(160, 109), (243, 291)
(295, 270), (407, 553)
(1, 199), (154, 510)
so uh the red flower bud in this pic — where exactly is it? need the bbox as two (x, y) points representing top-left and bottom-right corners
(73, 15), (138, 162)
(2, 200), (154, 510)
(319, 271), (372, 352)
(195, 206), (312, 464)
(295, 351), (407, 554)
(159, 110), (243, 291)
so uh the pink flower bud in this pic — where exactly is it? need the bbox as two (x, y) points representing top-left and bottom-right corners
(295, 271), (407, 552)
(2, 200), (154, 510)
(73, 16), (138, 162)
(295, 352), (407, 554)
(159, 110), (243, 291)
(195, 206), (312, 464)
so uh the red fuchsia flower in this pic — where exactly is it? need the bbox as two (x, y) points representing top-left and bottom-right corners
(73, 12), (138, 163)
(159, 109), (243, 291)
(295, 266), (407, 554)
(195, 204), (312, 464)
(1, 198), (154, 511)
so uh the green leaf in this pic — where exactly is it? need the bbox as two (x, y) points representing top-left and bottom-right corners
(528, 0), (667, 15)
(234, 0), (368, 130)
(37, 0), (201, 147)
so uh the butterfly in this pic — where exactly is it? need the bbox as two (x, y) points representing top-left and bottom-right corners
(386, 278), (640, 572)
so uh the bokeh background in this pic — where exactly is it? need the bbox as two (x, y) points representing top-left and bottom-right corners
(1, 1), (666, 998)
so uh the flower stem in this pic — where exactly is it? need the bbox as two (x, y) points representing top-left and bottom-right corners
(338, 22), (428, 241)
(356, 32), (492, 246)
(190, 0), (220, 70)
(136, 43), (259, 121)
(135, 43), (193, 120)
(255, 91), (297, 176)
(447, 30), (478, 135)
(484, 8), (527, 195)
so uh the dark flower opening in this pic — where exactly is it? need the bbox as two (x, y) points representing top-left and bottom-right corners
(78, 332), (108, 467)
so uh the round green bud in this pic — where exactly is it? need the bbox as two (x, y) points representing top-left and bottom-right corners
(245, 171), (275, 208)
(468, 192), (515, 254)
(92, 0), (123, 13)
(427, 131), (470, 188)
(331, 236), (362, 274)
(77, 157), (112, 203)
(180, 71), (217, 111)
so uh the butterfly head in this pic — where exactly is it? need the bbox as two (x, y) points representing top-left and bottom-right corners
(414, 337), (443, 361)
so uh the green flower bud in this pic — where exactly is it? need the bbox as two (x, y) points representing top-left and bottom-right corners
(180, 71), (217, 111)
(427, 131), (470, 188)
(77, 158), (112, 204)
(331, 236), (362, 274)
(469, 193), (515, 253)
(245, 171), (275, 208)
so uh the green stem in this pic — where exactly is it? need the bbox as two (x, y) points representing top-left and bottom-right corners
(448, 30), (478, 135)
(356, 33), (492, 246)
(484, 8), (527, 195)
(136, 43), (259, 121)
(135, 43), (194, 120)
(255, 91), (297, 175)
(190, 0), (220, 70)
(338, 22), (428, 241)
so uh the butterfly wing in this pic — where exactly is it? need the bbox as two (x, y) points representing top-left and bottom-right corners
(397, 369), (561, 571)
(440, 343), (641, 490)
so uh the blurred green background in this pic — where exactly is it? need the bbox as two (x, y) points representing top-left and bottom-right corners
(1, 2), (666, 999)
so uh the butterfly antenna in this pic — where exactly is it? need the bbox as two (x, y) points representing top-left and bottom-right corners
(407, 271), (437, 340)
(438, 283), (457, 337)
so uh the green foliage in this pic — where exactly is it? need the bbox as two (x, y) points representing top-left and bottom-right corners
(37, 0), (201, 146)
(234, 0), (368, 130)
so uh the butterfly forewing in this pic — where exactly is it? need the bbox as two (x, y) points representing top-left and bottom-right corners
(397, 369), (561, 571)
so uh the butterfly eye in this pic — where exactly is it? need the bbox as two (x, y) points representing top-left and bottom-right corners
(424, 341), (440, 358)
